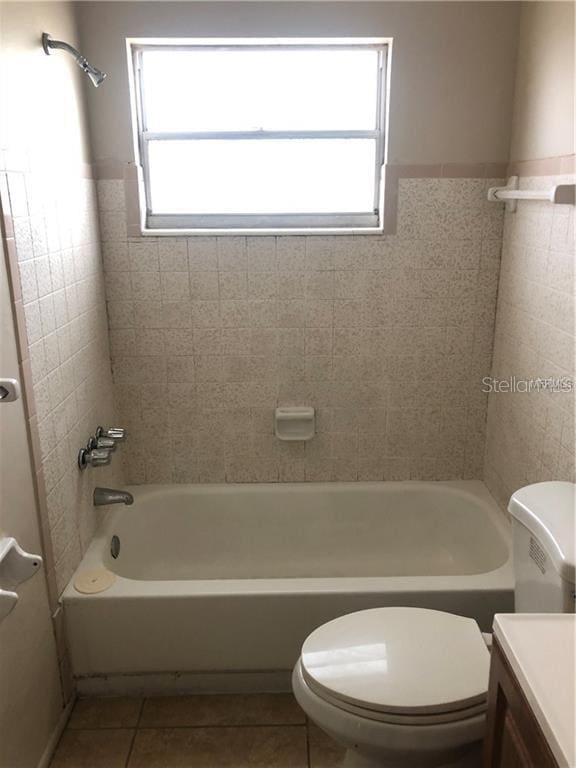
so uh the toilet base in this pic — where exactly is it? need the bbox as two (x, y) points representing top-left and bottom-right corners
(339, 742), (482, 768)
(342, 751), (382, 768)
(293, 661), (485, 768)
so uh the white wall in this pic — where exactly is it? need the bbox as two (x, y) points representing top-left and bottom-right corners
(0, 0), (92, 168)
(0, 241), (63, 767)
(75, 1), (520, 165)
(510, 1), (575, 162)
(484, 1), (575, 508)
(1, 1), (124, 728)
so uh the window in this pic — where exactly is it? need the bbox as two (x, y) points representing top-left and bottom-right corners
(130, 39), (389, 233)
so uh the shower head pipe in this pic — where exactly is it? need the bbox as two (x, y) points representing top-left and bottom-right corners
(42, 32), (106, 87)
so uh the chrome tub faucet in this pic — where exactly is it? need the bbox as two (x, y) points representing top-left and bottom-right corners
(78, 427), (127, 471)
(93, 488), (134, 506)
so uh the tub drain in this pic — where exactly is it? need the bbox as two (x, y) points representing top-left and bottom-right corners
(74, 568), (115, 594)
(110, 535), (120, 559)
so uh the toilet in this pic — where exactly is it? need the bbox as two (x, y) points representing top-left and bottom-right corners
(292, 481), (575, 768)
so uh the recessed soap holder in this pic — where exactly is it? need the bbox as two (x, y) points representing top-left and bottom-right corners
(275, 406), (315, 442)
(0, 537), (43, 623)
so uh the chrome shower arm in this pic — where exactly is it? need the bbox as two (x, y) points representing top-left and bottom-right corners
(42, 33), (106, 87)
(42, 33), (84, 63)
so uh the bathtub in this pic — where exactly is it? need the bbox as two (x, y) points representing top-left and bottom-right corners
(63, 480), (513, 696)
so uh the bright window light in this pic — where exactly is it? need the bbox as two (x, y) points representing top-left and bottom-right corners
(131, 41), (388, 232)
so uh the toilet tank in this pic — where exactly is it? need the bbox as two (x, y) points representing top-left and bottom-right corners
(509, 481), (575, 613)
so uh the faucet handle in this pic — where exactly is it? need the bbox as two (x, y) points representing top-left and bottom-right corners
(78, 447), (112, 470)
(95, 436), (117, 452)
(96, 426), (126, 442)
(88, 450), (112, 467)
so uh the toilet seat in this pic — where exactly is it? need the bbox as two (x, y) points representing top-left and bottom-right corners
(301, 664), (487, 725)
(300, 607), (490, 723)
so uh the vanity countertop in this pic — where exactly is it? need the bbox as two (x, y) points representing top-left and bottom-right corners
(493, 614), (576, 768)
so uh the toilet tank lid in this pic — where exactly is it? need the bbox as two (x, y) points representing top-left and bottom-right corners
(509, 482), (575, 583)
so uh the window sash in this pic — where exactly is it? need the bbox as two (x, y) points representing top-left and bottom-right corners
(147, 212), (379, 231)
(143, 131), (380, 141)
(132, 42), (388, 232)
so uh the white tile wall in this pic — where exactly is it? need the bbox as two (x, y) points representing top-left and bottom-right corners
(484, 175), (575, 509)
(5, 166), (123, 595)
(98, 177), (504, 484)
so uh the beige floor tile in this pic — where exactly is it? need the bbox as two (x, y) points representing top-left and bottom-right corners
(307, 723), (346, 768)
(128, 725), (307, 767)
(67, 697), (143, 729)
(140, 693), (305, 727)
(50, 729), (135, 768)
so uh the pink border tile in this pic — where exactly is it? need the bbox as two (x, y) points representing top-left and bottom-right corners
(94, 158), (124, 179)
(27, 414), (43, 471)
(90, 155), (571, 246)
(123, 163), (139, 181)
(508, 155), (575, 177)
(80, 162), (94, 179)
(5, 238), (20, 302)
(0, 171), (11, 213)
(13, 301), (30, 362)
(124, 178), (142, 231)
(560, 155), (576, 175)
(441, 163), (486, 178)
(389, 163), (443, 178)
(20, 357), (36, 419)
(2, 212), (14, 239)
(484, 162), (508, 178)
(382, 165), (400, 235)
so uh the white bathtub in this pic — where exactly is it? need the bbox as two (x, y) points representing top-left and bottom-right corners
(63, 481), (513, 696)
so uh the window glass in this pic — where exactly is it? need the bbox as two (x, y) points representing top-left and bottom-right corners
(148, 139), (377, 215)
(141, 49), (380, 132)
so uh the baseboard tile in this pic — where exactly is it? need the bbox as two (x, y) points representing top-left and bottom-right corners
(75, 670), (292, 698)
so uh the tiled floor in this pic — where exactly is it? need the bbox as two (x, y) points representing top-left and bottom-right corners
(50, 694), (345, 767)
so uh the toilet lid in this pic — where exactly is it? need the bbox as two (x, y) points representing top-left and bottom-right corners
(301, 607), (490, 715)
(300, 662), (488, 725)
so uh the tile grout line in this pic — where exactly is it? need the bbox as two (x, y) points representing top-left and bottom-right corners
(305, 717), (312, 768)
(123, 699), (145, 768)
(134, 722), (307, 731)
(49, 694), (312, 766)
(123, 731), (137, 768)
(66, 726), (139, 732)
(135, 697), (145, 729)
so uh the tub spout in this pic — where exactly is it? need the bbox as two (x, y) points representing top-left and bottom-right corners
(93, 487), (134, 506)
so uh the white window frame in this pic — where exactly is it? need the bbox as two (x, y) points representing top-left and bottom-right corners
(128, 38), (390, 235)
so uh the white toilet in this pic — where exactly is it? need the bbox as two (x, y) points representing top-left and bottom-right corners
(292, 481), (575, 768)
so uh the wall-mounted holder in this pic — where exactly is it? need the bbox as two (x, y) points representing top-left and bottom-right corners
(0, 378), (21, 403)
(0, 538), (43, 623)
(275, 406), (315, 441)
(487, 176), (575, 213)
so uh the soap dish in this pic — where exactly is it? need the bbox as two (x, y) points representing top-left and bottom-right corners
(275, 406), (315, 442)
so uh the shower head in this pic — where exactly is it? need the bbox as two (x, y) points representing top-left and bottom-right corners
(83, 62), (107, 88)
(42, 33), (107, 88)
